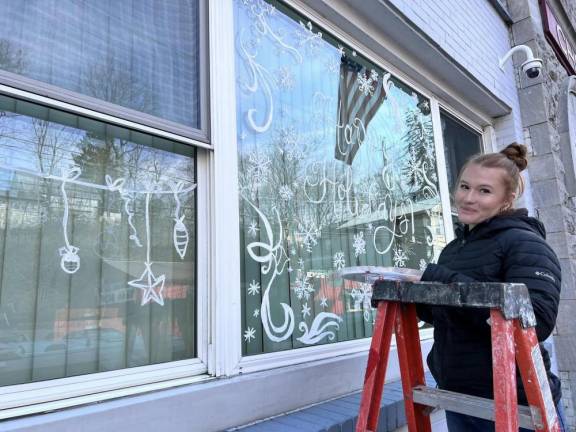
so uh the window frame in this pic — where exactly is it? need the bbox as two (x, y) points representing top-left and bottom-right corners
(0, 0), (213, 412)
(0, 0), (211, 146)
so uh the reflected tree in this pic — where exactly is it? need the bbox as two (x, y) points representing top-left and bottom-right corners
(82, 55), (154, 115)
(402, 108), (435, 201)
(0, 39), (26, 74)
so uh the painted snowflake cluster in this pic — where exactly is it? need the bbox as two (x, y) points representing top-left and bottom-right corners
(247, 152), (271, 187)
(353, 232), (366, 257)
(333, 251), (346, 270)
(293, 270), (314, 300)
(248, 280), (261, 295)
(298, 219), (320, 252)
(350, 284), (373, 322)
(393, 247), (408, 267)
(356, 69), (379, 96)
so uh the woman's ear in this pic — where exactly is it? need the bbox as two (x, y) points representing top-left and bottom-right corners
(501, 192), (517, 212)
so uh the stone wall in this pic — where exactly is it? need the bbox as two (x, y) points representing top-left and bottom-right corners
(508, 0), (576, 428)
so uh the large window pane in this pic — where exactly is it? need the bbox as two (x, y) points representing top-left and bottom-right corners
(0, 0), (201, 129)
(440, 111), (482, 193)
(0, 96), (197, 386)
(234, 0), (447, 354)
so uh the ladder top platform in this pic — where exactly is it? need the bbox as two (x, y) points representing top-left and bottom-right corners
(372, 280), (536, 328)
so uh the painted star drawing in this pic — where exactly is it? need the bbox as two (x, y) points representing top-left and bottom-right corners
(129, 262), (166, 306)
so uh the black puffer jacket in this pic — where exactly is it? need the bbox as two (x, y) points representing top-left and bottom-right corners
(418, 209), (562, 405)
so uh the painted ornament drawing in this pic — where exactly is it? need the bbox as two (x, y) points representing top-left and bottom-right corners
(128, 192), (166, 306)
(0, 162), (196, 307)
(59, 166), (82, 274)
(170, 181), (193, 259)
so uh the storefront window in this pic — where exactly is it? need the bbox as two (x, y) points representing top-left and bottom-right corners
(441, 110), (482, 198)
(0, 96), (197, 386)
(0, 0), (201, 130)
(234, 0), (447, 354)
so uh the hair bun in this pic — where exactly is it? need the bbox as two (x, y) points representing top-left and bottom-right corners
(500, 143), (528, 171)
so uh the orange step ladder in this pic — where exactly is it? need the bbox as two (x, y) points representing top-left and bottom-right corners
(356, 280), (560, 432)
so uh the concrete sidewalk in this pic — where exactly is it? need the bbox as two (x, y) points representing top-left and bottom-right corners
(228, 373), (448, 431)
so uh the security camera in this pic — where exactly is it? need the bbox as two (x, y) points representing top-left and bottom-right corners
(522, 58), (543, 79)
(499, 45), (543, 79)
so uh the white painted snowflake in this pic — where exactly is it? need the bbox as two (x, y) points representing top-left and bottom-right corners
(298, 219), (320, 252)
(253, 309), (260, 318)
(298, 258), (304, 268)
(367, 223), (374, 232)
(276, 66), (295, 90)
(295, 20), (323, 53)
(351, 284), (373, 322)
(419, 259), (427, 272)
(393, 247), (408, 268)
(247, 152), (271, 187)
(320, 297), (328, 308)
(333, 251), (346, 270)
(244, 327), (256, 343)
(357, 71), (376, 96)
(353, 232), (366, 257)
(301, 302), (311, 318)
(241, 0), (276, 19)
(370, 69), (379, 81)
(279, 185), (294, 201)
(293, 271), (314, 300)
(337, 44), (345, 57)
(276, 126), (303, 161)
(248, 220), (259, 237)
(248, 280), (261, 296)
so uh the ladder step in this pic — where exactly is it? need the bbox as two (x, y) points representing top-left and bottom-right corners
(412, 386), (535, 430)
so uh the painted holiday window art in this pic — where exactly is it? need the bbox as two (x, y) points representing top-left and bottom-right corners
(235, 0), (448, 354)
(0, 96), (197, 386)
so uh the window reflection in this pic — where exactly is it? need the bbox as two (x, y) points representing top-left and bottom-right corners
(0, 1), (200, 128)
(0, 96), (197, 386)
(235, 0), (446, 354)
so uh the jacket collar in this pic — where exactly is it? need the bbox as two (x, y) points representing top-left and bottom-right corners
(454, 208), (545, 240)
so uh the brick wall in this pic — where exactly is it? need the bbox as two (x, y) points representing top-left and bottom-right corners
(389, 0), (524, 146)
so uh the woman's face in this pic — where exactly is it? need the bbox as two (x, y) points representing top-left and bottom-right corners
(454, 164), (514, 228)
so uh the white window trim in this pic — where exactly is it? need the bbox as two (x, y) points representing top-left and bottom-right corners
(0, 17), (213, 416)
(0, 84), (212, 151)
(208, 0), (242, 378)
(238, 328), (433, 374)
(0, 360), (208, 420)
(431, 99), (456, 243)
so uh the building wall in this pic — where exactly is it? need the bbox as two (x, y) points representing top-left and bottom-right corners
(508, 0), (576, 428)
(390, 0), (524, 148)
